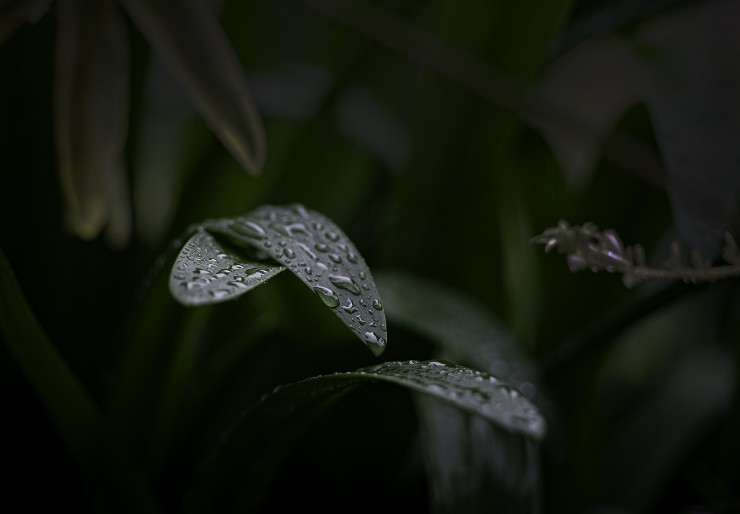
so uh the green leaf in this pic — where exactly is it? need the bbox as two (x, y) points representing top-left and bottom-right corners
(54, 0), (131, 244)
(376, 271), (536, 392)
(119, 0), (266, 174)
(640, 0), (740, 256)
(194, 360), (544, 512)
(203, 204), (388, 356)
(533, 0), (740, 255)
(377, 272), (542, 513)
(0, 247), (159, 513)
(416, 396), (542, 514)
(170, 229), (285, 306)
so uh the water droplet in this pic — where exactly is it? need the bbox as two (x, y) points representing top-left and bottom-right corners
(229, 219), (266, 239)
(297, 242), (318, 260)
(304, 267), (312, 275)
(312, 286), (339, 308)
(363, 331), (385, 348)
(359, 299), (367, 307)
(380, 323), (387, 332)
(316, 262), (329, 271)
(340, 299), (358, 314)
(347, 252), (359, 263)
(325, 231), (340, 242)
(264, 241), (273, 248)
(328, 274), (360, 295)
(245, 267), (269, 280)
(372, 299), (383, 310)
(362, 283), (370, 290)
(356, 315), (366, 325)
(359, 271), (366, 280)
(328, 253), (342, 264)
(209, 289), (230, 299)
(291, 204), (310, 218)
(312, 221), (324, 231)
(315, 243), (328, 252)
(283, 248), (296, 259)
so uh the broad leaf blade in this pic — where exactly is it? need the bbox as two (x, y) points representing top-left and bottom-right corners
(205, 204), (388, 356)
(416, 396), (541, 514)
(119, 0), (266, 174)
(640, 0), (740, 256)
(377, 272), (542, 513)
(195, 360), (544, 512)
(170, 229), (285, 306)
(377, 271), (536, 392)
(54, 0), (131, 244)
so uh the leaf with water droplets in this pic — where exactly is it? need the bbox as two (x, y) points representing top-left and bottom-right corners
(204, 204), (388, 356)
(169, 229), (285, 306)
(376, 272), (542, 512)
(376, 271), (536, 393)
(195, 359), (544, 512)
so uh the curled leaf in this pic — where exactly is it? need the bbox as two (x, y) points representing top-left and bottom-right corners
(169, 229), (285, 306)
(195, 360), (545, 512)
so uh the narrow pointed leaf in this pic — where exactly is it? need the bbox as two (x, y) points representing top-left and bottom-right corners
(377, 271), (536, 392)
(55, 0), (131, 244)
(204, 204), (388, 356)
(195, 360), (545, 512)
(170, 229), (285, 306)
(119, 0), (266, 174)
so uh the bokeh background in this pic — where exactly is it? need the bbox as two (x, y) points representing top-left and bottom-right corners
(1, 0), (739, 512)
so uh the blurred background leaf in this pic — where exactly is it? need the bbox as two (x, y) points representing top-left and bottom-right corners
(55, 0), (131, 244)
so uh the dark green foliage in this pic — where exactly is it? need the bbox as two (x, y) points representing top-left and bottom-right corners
(1, 0), (739, 512)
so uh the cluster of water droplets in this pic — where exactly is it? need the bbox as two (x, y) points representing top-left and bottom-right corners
(358, 360), (545, 440)
(169, 229), (285, 306)
(204, 204), (388, 356)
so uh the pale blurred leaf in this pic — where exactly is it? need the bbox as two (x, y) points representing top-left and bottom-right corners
(120, 0), (266, 174)
(54, 0), (130, 244)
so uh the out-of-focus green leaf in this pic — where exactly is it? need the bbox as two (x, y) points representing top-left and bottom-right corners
(133, 55), (197, 244)
(120, 0), (266, 174)
(0, 0), (50, 45)
(203, 204), (388, 356)
(377, 271), (536, 393)
(0, 248), (159, 513)
(531, 37), (646, 187)
(600, 344), (735, 511)
(54, 0), (130, 244)
(416, 395), (541, 514)
(170, 229), (285, 306)
(193, 359), (545, 513)
(642, 0), (740, 256)
(377, 271), (542, 513)
(534, 0), (740, 255)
